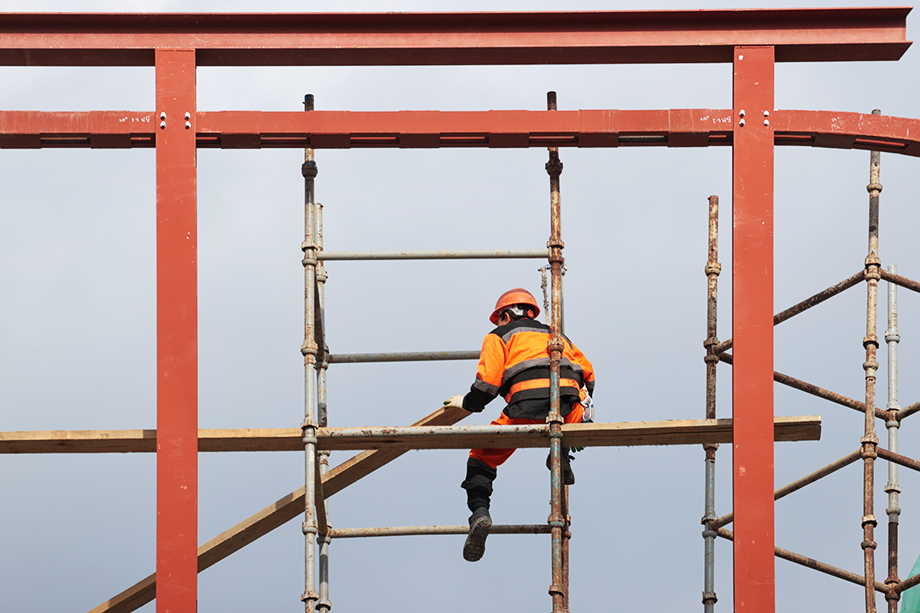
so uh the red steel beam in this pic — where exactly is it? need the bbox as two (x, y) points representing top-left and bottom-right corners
(4, 108), (920, 156)
(155, 49), (198, 613)
(732, 46), (776, 612)
(0, 8), (909, 66)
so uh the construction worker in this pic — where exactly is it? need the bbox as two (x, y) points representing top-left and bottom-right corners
(444, 288), (595, 562)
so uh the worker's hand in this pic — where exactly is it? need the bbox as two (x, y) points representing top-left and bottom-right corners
(443, 395), (467, 411)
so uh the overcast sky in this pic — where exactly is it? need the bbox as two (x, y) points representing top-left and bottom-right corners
(1, 1), (919, 612)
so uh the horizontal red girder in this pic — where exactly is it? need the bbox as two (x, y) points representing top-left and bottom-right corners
(0, 8), (909, 66)
(1, 108), (920, 156)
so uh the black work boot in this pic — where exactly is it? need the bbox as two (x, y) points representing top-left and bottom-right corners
(463, 506), (492, 562)
(546, 448), (575, 485)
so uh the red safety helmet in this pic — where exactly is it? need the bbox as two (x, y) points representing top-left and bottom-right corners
(489, 288), (540, 324)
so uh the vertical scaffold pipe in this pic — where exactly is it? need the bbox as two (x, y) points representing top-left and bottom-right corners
(884, 263), (902, 613)
(702, 195), (721, 612)
(316, 199), (332, 613)
(301, 93), (320, 612)
(544, 90), (567, 613)
(862, 108), (883, 613)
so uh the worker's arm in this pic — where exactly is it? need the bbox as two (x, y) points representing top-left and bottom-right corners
(569, 342), (595, 397)
(462, 332), (505, 412)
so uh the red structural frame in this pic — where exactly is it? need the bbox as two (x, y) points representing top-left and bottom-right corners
(0, 8), (912, 613)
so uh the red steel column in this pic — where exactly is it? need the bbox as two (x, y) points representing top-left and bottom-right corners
(732, 45), (775, 613)
(155, 48), (198, 613)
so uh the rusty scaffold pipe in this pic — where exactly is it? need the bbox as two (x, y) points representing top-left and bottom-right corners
(884, 263), (902, 613)
(301, 93), (322, 612)
(329, 524), (553, 538)
(862, 108), (883, 613)
(702, 195), (720, 612)
(327, 350), (479, 363)
(319, 248), (548, 260)
(544, 90), (568, 613)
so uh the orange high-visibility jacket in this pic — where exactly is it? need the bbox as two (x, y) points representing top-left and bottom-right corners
(462, 318), (595, 419)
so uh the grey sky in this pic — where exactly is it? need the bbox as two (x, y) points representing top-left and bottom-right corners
(1, 1), (918, 612)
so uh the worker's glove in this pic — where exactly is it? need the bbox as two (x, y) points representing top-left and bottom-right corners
(443, 395), (467, 411)
(580, 388), (595, 422)
(571, 389), (595, 454)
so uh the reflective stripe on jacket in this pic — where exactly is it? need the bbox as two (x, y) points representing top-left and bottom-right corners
(462, 318), (595, 419)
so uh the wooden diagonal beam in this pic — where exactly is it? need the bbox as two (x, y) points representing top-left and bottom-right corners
(87, 405), (468, 613)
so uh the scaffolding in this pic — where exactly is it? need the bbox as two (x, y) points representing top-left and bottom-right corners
(297, 91), (589, 612)
(0, 8), (918, 613)
(295, 102), (920, 613)
(701, 133), (920, 613)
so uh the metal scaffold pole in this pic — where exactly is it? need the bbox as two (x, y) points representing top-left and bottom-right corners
(862, 108), (883, 613)
(316, 198), (333, 613)
(884, 262), (901, 613)
(544, 90), (568, 613)
(302, 93), (321, 612)
(702, 195), (721, 612)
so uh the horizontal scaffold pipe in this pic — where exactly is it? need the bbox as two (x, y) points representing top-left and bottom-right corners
(713, 269), (864, 354)
(0, 416), (821, 454)
(716, 528), (889, 594)
(319, 249), (547, 261)
(718, 352), (890, 421)
(711, 449), (861, 530)
(898, 400), (920, 421)
(327, 350), (479, 363)
(329, 524), (552, 538)
(880, 268), (920, 294)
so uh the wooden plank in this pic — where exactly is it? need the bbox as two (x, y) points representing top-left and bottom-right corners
(87, 405), (469, 613)
(8, 416), (820, 455)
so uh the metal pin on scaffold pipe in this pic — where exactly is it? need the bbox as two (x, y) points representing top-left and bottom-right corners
(862, 111), (883, 613)
(301, 92), (320, 612)
(884, 263), (902, 612)
(702, 195), (720, 612)
(544, 90), (567, 613)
